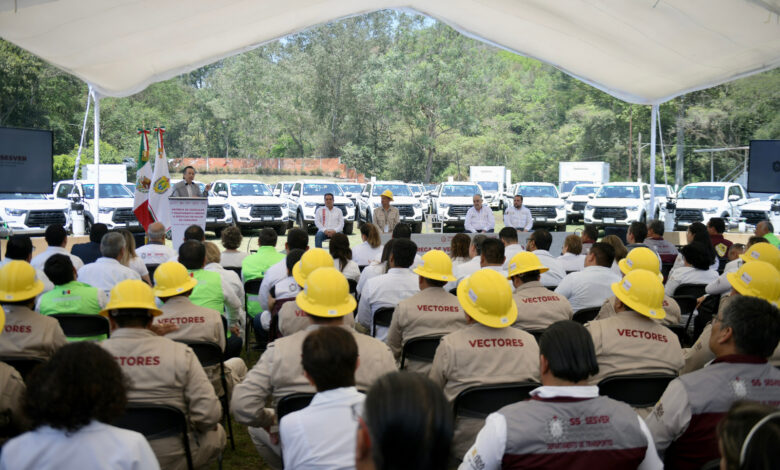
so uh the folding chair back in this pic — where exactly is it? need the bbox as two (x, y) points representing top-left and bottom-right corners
(243, 278), (264, 349)
(371, 307), (394, 337)
(276, 393), (315, 421)
(113, 404), (194, 470)
(50, 313), (110, 339)
(0, 357), (45, 381)
(225, 266), (242, 278)
(400, 336), (442, 369)
(572, 307), (600, 324)
(453, 382), (541, 419)
(672, 283), (707, 298)
(146, 264), (160, 279)
(597, 374), (677, 408)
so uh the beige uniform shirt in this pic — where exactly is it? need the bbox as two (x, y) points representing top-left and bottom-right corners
(101, 328), (225, 470)
(429, 323), (540, 458)
(373, 206), (400, 233)
(231, 324), (396, 429)
(0, 361), (25, 445)
(586, 311), (684, 385)
(0, 305), (67, 360)
(277, 301), (355, 337)
(596, 294), (682, 327)
(512, 281), (573, 331)
(682, 323), (780, 374)
(385, 287), (467, 374)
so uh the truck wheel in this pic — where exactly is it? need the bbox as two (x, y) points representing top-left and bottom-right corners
(297, 211), (308, 231)
(343, 221), (354, 235)
(412, 222), (423, 233)
(275, 223), (287, 236)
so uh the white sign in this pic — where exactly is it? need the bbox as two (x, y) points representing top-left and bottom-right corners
(379, 231), (574, 257)
(169, 197), (207, 251)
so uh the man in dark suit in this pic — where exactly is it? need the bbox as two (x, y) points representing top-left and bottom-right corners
(70, 223), (108, 265)
(171, 166), (212, 197)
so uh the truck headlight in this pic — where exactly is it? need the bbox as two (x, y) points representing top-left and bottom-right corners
(556, 203), (565, 209)
(304, 202), (318, 208)
(628, 205), (641, 211)
(346, 202), (354, 208)
(237, 202), (252, 209)
(223, 204), (231, 211)
(413, 203), (422, 209)
(585, 204), (593, 210)
(4, 208), (27, 217)
(98, 207), (114, 214)
(704, 207), (719, 213)
(439, 203), (450, 208)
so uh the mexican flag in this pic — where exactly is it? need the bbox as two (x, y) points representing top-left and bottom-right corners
(149, 127), (172, 230)
(132, 129), (155, 229)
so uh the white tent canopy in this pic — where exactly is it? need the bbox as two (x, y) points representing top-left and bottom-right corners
(1, 0), (779, 104)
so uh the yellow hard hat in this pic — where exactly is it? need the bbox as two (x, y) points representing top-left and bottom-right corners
(457, 269), (517, 328)
(0, 305), (5, 333)
(506, 252), (549, 279)
(380, 190), (394, 200)
(153, 261), (198, 298)
(101, 279), (163, 317)
(611, 269), (666, 320)
(413, 250), (456, 282)
(740, 243), (780, 271)
(0, 261), (45, 302)
(294, 267), (356, 318)
(292, 248), (335, 287)
(619, 247), (663, 281)
(726, 260), (780, 306)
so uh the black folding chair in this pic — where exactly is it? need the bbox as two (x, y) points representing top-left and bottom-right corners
(371, 307), (395, 337)
(243, 278), (263, 350)
(572, 307), (601, 324)
(673, 283), (708, 335)
(661, 262), (674, 282)
(526, 329), (546, 342)
(50, 314), (110, 340)
(178, 341), (234, 450)
(667, 324), (689, 347)
(224, 266), (242, 278)
(348, 279), (358, 295)
(597, 373), (677, 408)
(146, 263), (160, 279)
(0, 357), (45, 381)
(449, 287), (458, 295)
(453, 382), (541, 419)
(400, 336), (442, 369)
(276, 393), (315, 421)
(113, 404), (194, 470)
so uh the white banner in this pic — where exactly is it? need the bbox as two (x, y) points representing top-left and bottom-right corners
(379, 231), (574, 257)
(170, 197), (207, 251)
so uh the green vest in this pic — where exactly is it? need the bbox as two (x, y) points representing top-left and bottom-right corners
(188, 269), (225, 314)
(242, 246), (285, 282)
(39, 281), (105, 341)
(765, 232), (780, 248)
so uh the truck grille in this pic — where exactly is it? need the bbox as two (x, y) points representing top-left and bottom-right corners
(207, 206), (225, 219)
(529, 206), (557, 218)
(112, 208), (137, 224)
(572, 202), (586, 211)
(447, 205), (471, 218)
(25, 210), (66, 228)
(675, 209), (703, 223)
(249, 205), (283, 218)
(394, 205), (415, 217)
(741, 210), (768, 225)
(593, 207), (628, 220)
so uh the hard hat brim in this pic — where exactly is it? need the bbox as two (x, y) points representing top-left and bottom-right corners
(100, 305), (163, 317)
(292, 261), (305, 287)
(506, 264), (548, 279)
(618, 258), (663, 281)
(457, 278), (517, 328)
(413, 265), (456, 282)
(610, 282), (666, 320)
(294, 292), (356, 318)
(0, 279), (45, 303)
(153, 276), (198, 298)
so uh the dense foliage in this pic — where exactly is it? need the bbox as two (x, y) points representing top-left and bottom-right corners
(1, 11), (777, 184)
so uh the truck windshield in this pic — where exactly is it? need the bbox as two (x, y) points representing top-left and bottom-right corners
(516, 185), (559, 198)
(477, 181), (499, 191)
(303, 183), (344, 196)
(230, 183), (273, 197)
(560, 180), (591, 194)
(424, 184), (437, 192)
(571, 185), (599, 196)
(373, 184), (412, 197)
(0, 193), (47, 200)
(340, 184), (362, 193)
(82, 184), (133, 199)
(596, 185), (641, 199)
(653, 186), (669, 196)
(678, 185), (725, 201)
(441, 185), (480, 197)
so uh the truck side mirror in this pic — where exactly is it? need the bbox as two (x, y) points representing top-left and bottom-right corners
(217, 190), (228, 197)
(291, 190), (300, 197)
(728, 194), (740, 202)
(588, 194), (595, 199)
(643, 193), (651, 199)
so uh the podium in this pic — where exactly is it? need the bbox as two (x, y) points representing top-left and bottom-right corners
(169, 197), (208, 251)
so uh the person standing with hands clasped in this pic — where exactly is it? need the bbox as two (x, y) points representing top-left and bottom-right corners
(314, 193), (344, 248)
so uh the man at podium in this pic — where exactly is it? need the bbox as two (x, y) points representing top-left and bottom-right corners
(171, 166), (211, 197)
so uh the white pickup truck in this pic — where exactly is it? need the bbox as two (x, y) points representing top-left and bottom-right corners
(673, 182), (754, 229)
(212, 179), (288, 234)
(584, 182), (652, 229)
(54, 180), (141, 232)
(564, 184), (600, 224)
(739, 194), (780, 230)
(0, 192), (70, 235)
(287, 180), (356, 234)
(429, 182), (484, 230)
(513, 182), (567, 231)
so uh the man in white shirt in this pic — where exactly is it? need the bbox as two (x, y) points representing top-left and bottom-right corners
(555, 242), (621, 312)
(258, 228), (309, 312)
(279, 326), (364, 469)
(499, 227), (524, 270)
(526, 229), (566, 288)
(580, 226), (598, 255)
(557, 234), (586, 273)
(76, 232), (141, 296)
(314, 192), (344, 248)
(1, 235), (54, 293)
(30, 224), (84, 271)
(464, 194), (495, 233)
(448, 234), (487, 290)
(503, 195), (533, 232)
(135, 222), (176, 265)
(357, 239), (419, 340)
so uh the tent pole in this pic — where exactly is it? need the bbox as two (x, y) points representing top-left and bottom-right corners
(649, 104), (658, 219)
(92, 89), (101, 216)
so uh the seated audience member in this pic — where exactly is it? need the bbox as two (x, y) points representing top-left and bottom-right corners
(30, 224), (84, 272)
(595, 247), (682, 326)
(555, 242), (620, 312)
(183, 224), (205, 242)
(100, 279), (226, 469)
(0, 235), (53, 292)
(69, 223), (108, 265)
(665, 241), (720, 296)
(557, 234), (586, 273)
(330, 233), (361, 282)
(586, 269), (683, 387)
(717, 401), (780, 470)
(356, 372), (453, 470)
(153, 261), (247, 395)
(646, 295), (780, 469)
(429, 269), (539, 459)
(357, 240), (394, 296)
(279, 327), (364, 469)
(242, 228), (285, 285)
(644, 219), (678, 264)
(508, 252), (572, 331)
(135, 221), (176, 265)
(0, 261), (67, 360)
(580, 225), (598, 255)
(464, 194), (495, 233)
(503, 194), (533, 232)
(451, 234), (487, 283)
(705, 238), (774, 296)
(77, 232), (141, 297)
(0, 342), (159, 470)
(231, 268), (395, 470)
(499, 227), (523, 271)
(204, 241), (246, 343)
(373, 190), (400, 234)
(314, 192), (344, 248)
(257, 228), (309, 313)
(756, 220), (779, 247)
(118, 229), (151, 285)
(708, 217), (733, 260)
(601, 234), (628, 276)
(625, 220), (650, 250)
(682, 259), (780, 374)
(460, 320), (662, 470)
(391, 223), (423, 267)
(526, 229), (565, 287)
(357, 239), (419, 339)
(0, 310), (26, 446)
(478, 238), (508, 278)
(672, 222), (718, 272)
(449, 233), (472, 269)
(352, 223), (383, 267)
(386, 250), (466, 373)
(220, 226), (247, 269)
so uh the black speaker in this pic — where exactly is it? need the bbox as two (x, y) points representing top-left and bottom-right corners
(747, 140), (780, 194)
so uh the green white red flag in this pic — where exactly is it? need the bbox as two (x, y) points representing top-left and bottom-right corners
(132, 128), (154, 229)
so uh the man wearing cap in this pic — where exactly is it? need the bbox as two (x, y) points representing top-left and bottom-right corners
(152, 261), (247, 397)
(508, 252), (573, 331)
(429, 269), (539, 459)
(646, 295), (780, 470)
(231, 268), (395, 470)
(100, 279), (225, 469)
(682, 260), (780, 373)
(386, 250), (467, 373)
(464, 194), (495, 233)
(0, 261), (67, 360)
(314, 193), (344, 248)
(595, 247), (682, 326)
(585, 270), (684, 389)
(0, 308), (25, 446)
(504, 194), (533, 232)
(555, 242), (621, 312)
(373, 190), (400, 234)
